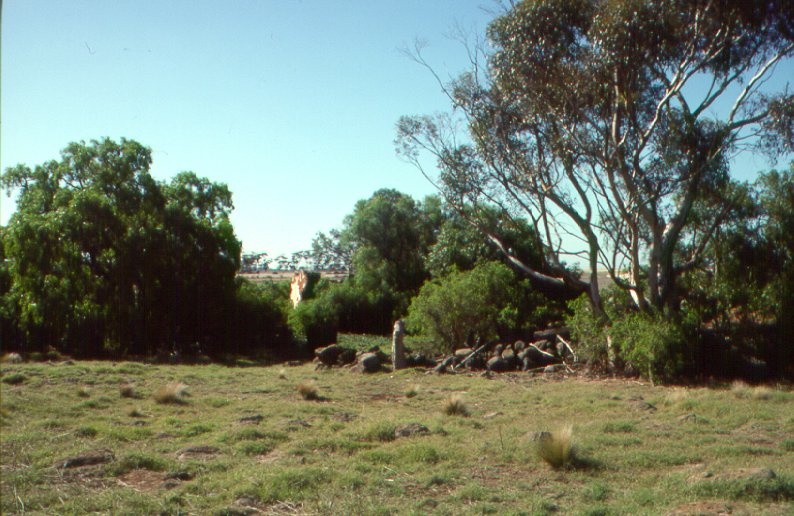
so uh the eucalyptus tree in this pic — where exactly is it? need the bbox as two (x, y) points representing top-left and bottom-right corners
(397, 0), (793, 315)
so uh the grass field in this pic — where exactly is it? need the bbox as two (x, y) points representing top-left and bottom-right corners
(2, 340), (793, 514)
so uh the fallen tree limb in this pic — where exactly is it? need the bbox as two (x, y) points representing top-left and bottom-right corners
(453, 343), (488, 371)
(556, 335), (578, 363)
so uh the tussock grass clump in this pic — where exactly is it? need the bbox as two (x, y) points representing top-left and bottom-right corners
(443, 395), (469, 417)
(1, 373), (25, 385)
(77, 387), (91, 398)
(405, 384), (420, 398)
(535, 425), (575, 469)
(731, 381), (773, 401)
(2, 352), (23, 364)
(153, 382), (189, 404)
(119, 383), (136, 398)
(278, 368), (287, 380)
(297, 381), (320, 401)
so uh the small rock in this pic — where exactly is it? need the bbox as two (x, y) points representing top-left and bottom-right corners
(357, 352), (381, 373)
(56, 449), (114, 469)
(315, 344), (343, 366)
(394, 423), (430, 438)
(483, 411), (503, 419)
(164, 470), (194, 481)
(434, 356), (455, 374)
(454, 348), (473, 358)
(544, 364), (562, 373)
(487, 356), (508, 372)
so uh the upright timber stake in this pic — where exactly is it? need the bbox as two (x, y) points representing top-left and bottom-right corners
(392, 319), (407, 370)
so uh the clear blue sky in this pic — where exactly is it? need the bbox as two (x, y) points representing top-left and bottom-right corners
(1, 0), (496, 257)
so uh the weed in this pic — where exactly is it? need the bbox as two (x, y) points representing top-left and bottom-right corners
(127, 407), (145, 418)
(361, 421), (397, 442)
(1, 373), (25, 385)
(75, 426), (99, 438)
(443, 395), (469, 417)
(297, 381), (320, 401)
(535, 425), (575, 469)
(153, 382), (188, 404)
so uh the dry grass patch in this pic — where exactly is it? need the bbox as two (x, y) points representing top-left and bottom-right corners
(405, 384), (420, 398)
(153, 382), (188, 404)
(297, 381), (320, 401)
(535, 425), (575, 469)
(731, 381), (773, 401)
(443, 395), (469, 417)
(278, 368), (287, 380)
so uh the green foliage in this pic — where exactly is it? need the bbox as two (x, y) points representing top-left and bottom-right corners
(289, 297), (338, 349)
(407, 261), (537, 352)
(565, 296), (608, 366)
(0, 139), (242, 356)
(610, 313), (687, 383)
(567, 292), (688, 382)
(1, 139), (294, 359)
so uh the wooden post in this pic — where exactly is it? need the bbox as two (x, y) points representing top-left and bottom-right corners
(392, 319), (407, 370)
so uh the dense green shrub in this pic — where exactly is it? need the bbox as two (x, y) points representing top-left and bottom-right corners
(565, 296), (609, 366)
(610, 313), (687, 383)
(289, 297), (338, 350)
(224, 280), (293, 358)
(567, 293), (688, 382)
(406, 261), (539, 352)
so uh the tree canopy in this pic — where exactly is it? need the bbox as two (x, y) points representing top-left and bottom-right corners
(397, 0), (794, 315)
(1, 138), (244, 356)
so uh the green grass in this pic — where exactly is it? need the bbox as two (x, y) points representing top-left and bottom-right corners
(1, 353), (793, 514)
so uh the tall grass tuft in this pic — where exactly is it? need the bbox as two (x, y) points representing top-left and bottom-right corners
(443, 395), (469, 417)
(297, 381), (320, 401)
(535, 425), (575, 469)
(119, 384), (136, 398)
(153, 382), (188, 404)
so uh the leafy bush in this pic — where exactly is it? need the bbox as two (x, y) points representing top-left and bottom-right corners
(610, 313), (687, 383)
(406, 261), (537, 352)
(289, 297), (338, 349)
(565, 295), (608, 366)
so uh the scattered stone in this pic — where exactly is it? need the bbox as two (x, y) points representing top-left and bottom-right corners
(544, 364), (562, 373)
(357, 352), (381, 373)
(337, 348), (357, 365)
(487, 356), (509, 372)
(164, 470), (194, 481)
(239, 414), (264, 424)
(513, 340), (527, 353)
(483, 411), (503, 419)
(394, 423), (430, 438)
(741, 467), (776, 481)
(678, 413), (698, 422)
(288, 418), (312, 428)
(177, 446), (219, 460)
(56, 449), (114, 469)
(333, 412), (357, 423)
(315, 344), (343, 366)
(454, 348), (473, 359)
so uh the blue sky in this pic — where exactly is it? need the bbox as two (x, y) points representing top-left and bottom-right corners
(2, 1), (791, 261)
(1, 0), (495, 256)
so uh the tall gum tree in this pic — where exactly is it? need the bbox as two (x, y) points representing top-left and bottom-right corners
(396, 0), (794, 315)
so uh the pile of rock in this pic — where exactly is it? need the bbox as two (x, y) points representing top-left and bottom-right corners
(434, 329), (576, 374)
